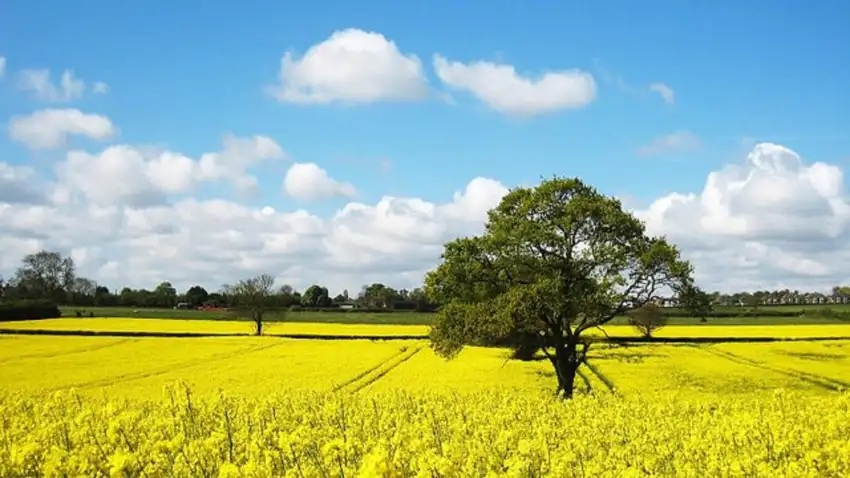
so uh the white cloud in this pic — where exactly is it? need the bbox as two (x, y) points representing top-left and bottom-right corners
(3, 134), (848, 296)
(18, 69), (86, 102)
(8, 109), (117, 150)
(284, 162), (356, 201)
(638, 131), (701, 156)
(0, 57), (6, 79)
(0, 163), (44, 204)
(0, 175), (509, 293)
(197, 134), (285, 193)
(270, 28), (428, 104)
(92, 81), (109, 94)
(638, 143), (850, 292)
(433, 55), (596, 117)
(54, 134), (286, 206)
(56, 146), (197, 207)
(649, 83), (675, 104)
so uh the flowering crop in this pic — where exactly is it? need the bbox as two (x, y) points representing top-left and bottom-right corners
(3, 335), (850, 475)
(591, 324), (850, 339)
(1, 384), (848, 477)
(0, 318), (429, 337)
(0, 337), (418, 399)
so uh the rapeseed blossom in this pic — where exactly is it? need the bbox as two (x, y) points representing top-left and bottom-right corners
(0, 382), (848, 477)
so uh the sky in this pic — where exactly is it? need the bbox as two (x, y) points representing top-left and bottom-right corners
(1, 0), (849, 295)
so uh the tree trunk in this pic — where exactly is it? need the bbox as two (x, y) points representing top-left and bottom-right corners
(254, 311), (263, 336)
(551, 338), (583, 399)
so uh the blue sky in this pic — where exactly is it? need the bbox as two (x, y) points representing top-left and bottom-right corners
(4, 1), (847, 204)
(1, 1), (849, 293)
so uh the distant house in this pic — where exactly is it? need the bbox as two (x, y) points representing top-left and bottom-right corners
(339, 300), (357, 310)
(175, 302), (192, 309)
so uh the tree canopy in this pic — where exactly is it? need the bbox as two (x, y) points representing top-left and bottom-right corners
(425, 177), (693, 397)
(225, 274), (278, 335)
(629, 303), (667, 338)
(12, 250), (76, 302)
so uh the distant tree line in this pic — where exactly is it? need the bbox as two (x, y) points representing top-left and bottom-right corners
(2, 250), (850, 324)
(0, 250), (437, 316)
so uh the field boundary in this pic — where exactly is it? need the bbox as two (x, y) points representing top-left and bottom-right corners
(600, 336), (850, 344)
(0, 329), (247, 338)
(2, 328), (849, 344)
(0, 329), (430, 340)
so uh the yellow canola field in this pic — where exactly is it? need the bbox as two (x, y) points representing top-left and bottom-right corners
(4, 318), (850, 340)
(3, 336), (850, 476)
(0, 318), (430, 337)
(4, 335), (850, 400)
(1, 385), (848, 477)
(594, 324), (850, 338)
(0, 336), (420, 399)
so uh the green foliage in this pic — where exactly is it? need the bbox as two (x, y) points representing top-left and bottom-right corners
(0, 299), (61, 321)
(184, 285), (209, 307)
(801, 307), (850, 323)
(426, 176), (693, 397)
(301, 285), (332, 307)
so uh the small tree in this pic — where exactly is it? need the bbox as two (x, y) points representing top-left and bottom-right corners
(679, 284), (713, 322)
(227, 274), (277, 335)
(425, 177), (692, 398)
(629, 303), (666, 338)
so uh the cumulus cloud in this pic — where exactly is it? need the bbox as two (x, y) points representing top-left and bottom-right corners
(55, 146), (196, 207)
(2, 133), (846, 296)
(284, 162), (357, 201)
(0, 163), (45, 204)
(0, 175), (509, 293)
(433, 55), (596, 117)
(638, 131), (701, 156)
(18, 69), (86, 102)
(649, 83), (675, 104)
(197, 134), (285, 193)
(270, 29), (428, 104)
(54, 134), (286, 206)
(638, 143), (850, 292)
(8, 109), (117, 150)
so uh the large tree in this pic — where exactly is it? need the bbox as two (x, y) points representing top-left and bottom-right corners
(184, 285), (209, 307)
(154, 281), (178, 308)
(13, 250), (76, 302)
(301, 284), (331, 307)
(425, 177), (693, 398)
(226, 274), (278, 335)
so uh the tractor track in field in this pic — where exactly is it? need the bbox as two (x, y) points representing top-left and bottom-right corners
(351, 346), (423, 394)
(331, 347), (412, 393)
(0, 338), (138, 364)
(333, 345), (424, 394)
(697, 345), (850, 392)
(53, 341), (285, 392)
